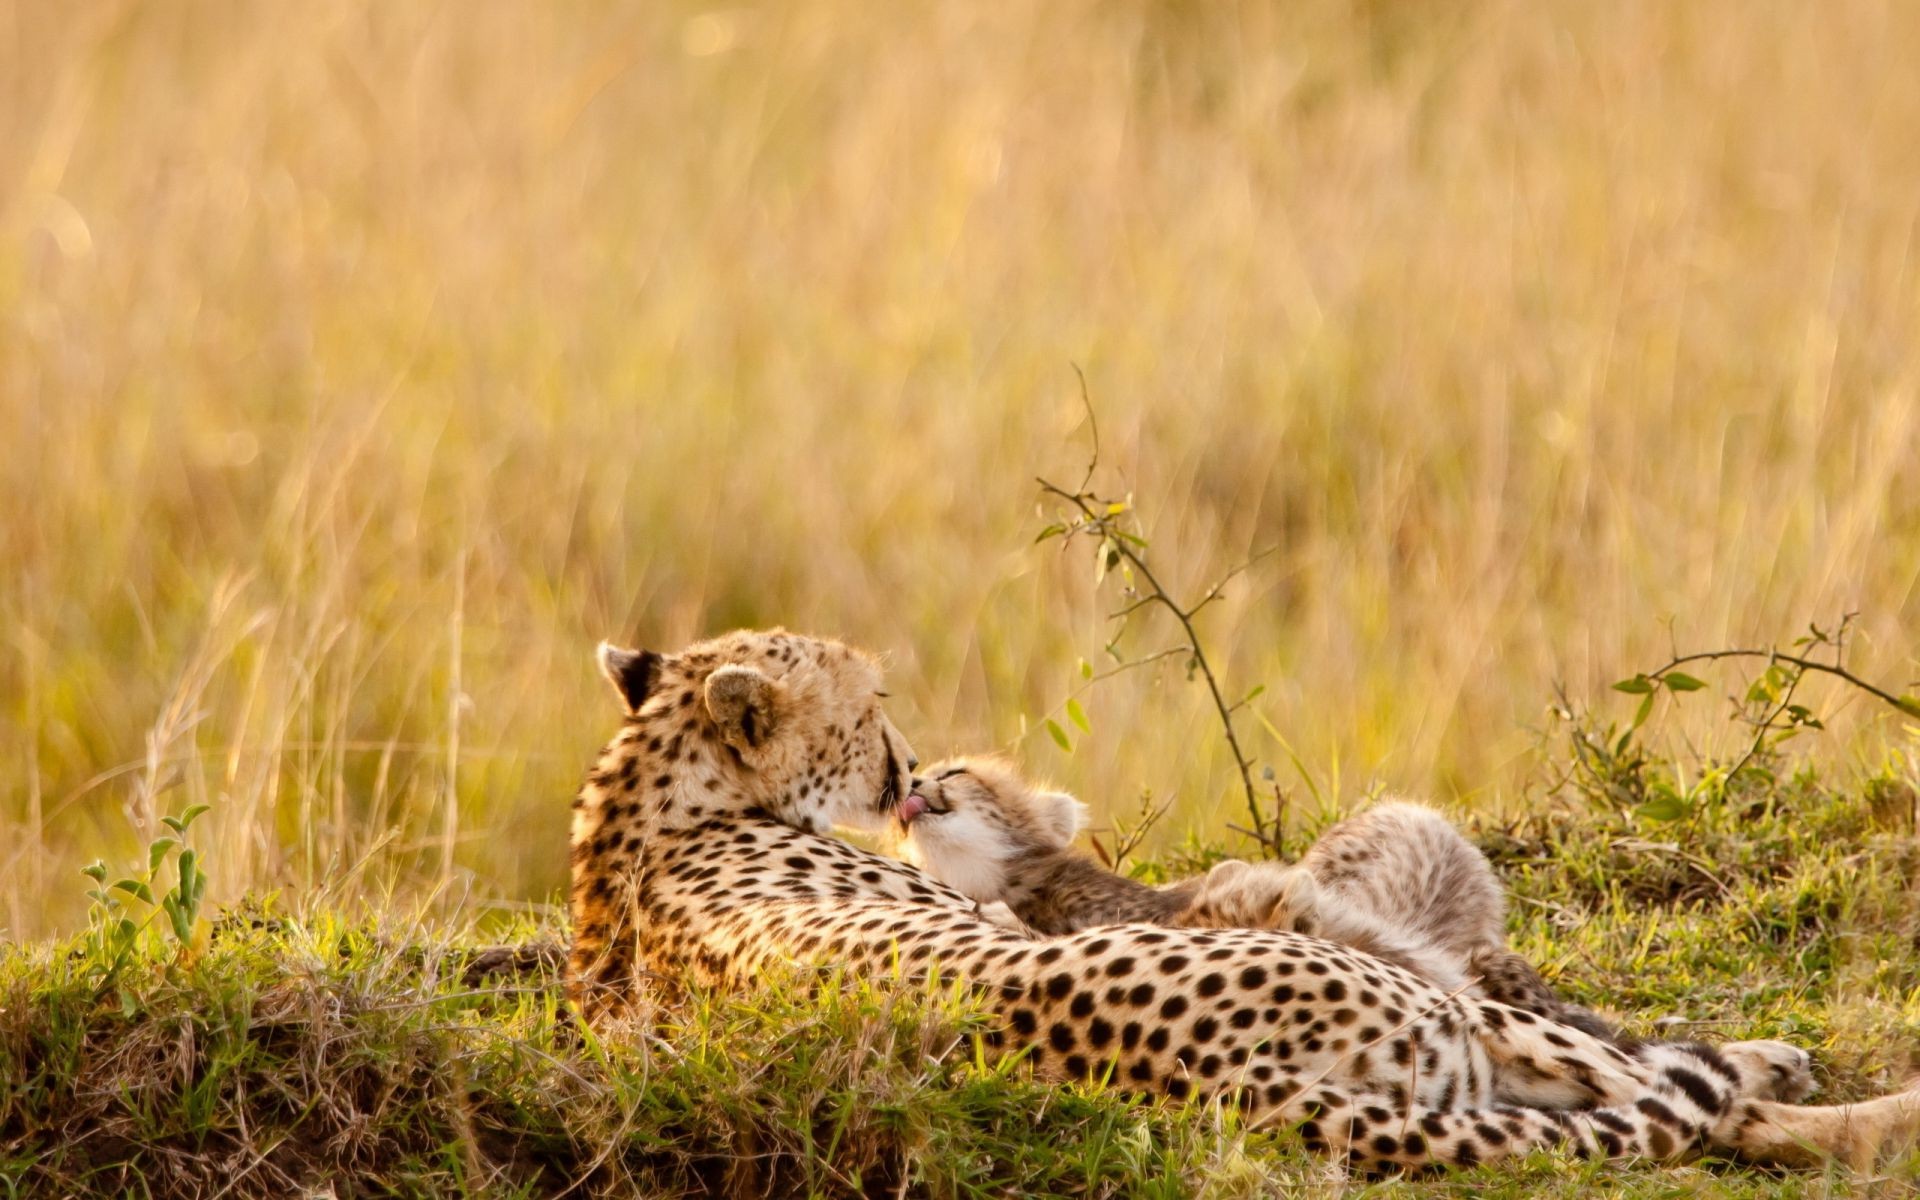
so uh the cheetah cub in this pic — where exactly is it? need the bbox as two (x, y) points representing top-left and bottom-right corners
(896, 759), (1613, 1037)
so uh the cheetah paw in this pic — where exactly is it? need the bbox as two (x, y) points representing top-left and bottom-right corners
(1722, 1039), (1816, 1103)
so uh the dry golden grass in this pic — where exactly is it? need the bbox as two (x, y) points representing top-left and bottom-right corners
(4, 1), (1918, 936)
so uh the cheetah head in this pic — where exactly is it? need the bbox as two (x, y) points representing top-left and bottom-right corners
(591, 629), (917, 836)
(891, 758), (1088, 903)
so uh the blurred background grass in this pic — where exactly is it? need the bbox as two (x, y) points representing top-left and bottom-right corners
(3, 1), (1918, 937)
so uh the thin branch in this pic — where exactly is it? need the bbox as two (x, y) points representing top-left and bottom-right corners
(1105, 789), (1176, 871)
(1721, 663), (1803, 788)
(1070, 364), (1100, 496)
(1036, 477), (1271, 849)
(1187, 544), (1281, 619)
(1643, 647), (1916, 717)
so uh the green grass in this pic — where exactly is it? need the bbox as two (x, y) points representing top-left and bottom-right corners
(7, 741), (1920, 1197)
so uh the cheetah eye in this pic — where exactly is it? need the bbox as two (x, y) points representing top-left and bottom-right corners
(874, 691), (890, 699)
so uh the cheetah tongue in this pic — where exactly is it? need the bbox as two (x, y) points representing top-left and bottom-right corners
(896, 793), (930, 827)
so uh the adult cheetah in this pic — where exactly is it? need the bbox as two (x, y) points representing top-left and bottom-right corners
(568, 628), (1920, 1171)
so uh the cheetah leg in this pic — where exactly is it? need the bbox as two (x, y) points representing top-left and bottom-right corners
(1473, 1003), (1656, 1108)
(1476, 1002), (1817, 1113)
(1262, 1083), (1705, 1168)
(1267, 1076), (1920, 1171)
(1716, 1086), (1920, 1170)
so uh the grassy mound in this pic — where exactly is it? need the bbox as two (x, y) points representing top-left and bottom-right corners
(5, 759), (1919, 1197)
(1, 904), (1284, 1198)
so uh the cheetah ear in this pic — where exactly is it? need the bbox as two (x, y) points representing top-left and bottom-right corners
(597, 642), (661, 714)
(1032, 790), (1090, 848)
(706, 664), (781, 751)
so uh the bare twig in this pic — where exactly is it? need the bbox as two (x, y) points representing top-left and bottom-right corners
(1036, 475), (1276, 852)
(1103, 789), (1176, 871)
(1070, 363), (1100, 496)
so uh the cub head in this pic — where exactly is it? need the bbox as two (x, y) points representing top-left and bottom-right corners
(892, 758), (1088, 903)
(588, 629), (917, 836)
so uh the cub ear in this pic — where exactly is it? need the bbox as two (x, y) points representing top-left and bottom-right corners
(1032, 789), (1090, 848)
(597, 642), (661, 714)
(705, 664), (781, 750)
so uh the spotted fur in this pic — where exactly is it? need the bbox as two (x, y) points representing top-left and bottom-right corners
(568, 628), (1918, 1171)
(900, 765), (1616, 1037)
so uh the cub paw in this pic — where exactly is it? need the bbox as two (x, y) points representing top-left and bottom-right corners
(973, 900), (1037, 937)
(1180, 861), (1321, 933)
(1466, 949), (1561, 1015)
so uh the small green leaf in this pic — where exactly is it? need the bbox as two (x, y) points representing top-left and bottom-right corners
(1243, 684), (1266, 703)
(161, 816), (185, 834)
(148, 838), (177, 872)
(111, 879), (154, 905)
(119, 987), (138, 1019)
(1631, 690), (1656, 729)
(1612, 675), (1655, 695)
(1033, 523), (1067, 544)
(1045, 719), (1072, 753)
(1783, 704), (1824, 730)
(177, 850), (198, 901)
(80, 861), (108, 883)
(163, 895), (189, 942)
(1066, 698), (1090, 733)
(1662, 672), (1707, 693)
(1105, 500), (1129, 516)
(178, 804), (211, 829)
(1636, 793), (1690, 822)
(1898, 695), (1920, 718)
(1078, 658), (1093, 680)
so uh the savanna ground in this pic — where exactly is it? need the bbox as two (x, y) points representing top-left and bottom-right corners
(4, 1), (1920, 1195)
